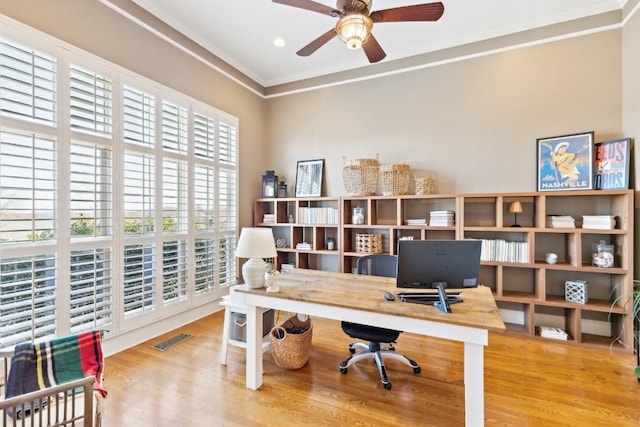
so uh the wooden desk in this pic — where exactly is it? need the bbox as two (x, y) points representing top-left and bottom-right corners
(233, 269), (505, 427)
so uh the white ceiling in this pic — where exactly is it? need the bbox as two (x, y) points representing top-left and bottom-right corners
(130, 0), (625, 87)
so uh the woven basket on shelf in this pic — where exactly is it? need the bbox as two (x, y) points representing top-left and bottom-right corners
(270, 315), (313, 370)
(355, 233), (382, 254)
(414, 175), (436, 195)
(342, 156), (379, 196)
(379, 164), (410, 196)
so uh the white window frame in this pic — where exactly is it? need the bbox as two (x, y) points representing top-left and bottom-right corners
(0, 19), (239, 347)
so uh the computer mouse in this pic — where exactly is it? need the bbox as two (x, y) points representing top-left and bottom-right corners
(383, 291), (395, 301)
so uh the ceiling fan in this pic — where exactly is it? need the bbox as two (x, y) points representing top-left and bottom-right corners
(272, 0), (444, 63)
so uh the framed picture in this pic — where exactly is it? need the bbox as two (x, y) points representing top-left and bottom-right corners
(593, 138), (632, 190)
(295, 159), (324, 197)
(537, 131), (594, 191)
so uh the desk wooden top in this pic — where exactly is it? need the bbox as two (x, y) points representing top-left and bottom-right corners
(237, 269), (506, 333)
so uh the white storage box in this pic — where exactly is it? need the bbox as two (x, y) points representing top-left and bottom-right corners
(230, 309), (275, 342)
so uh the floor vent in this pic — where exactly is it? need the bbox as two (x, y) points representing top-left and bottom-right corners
(152, 333), (193, 351)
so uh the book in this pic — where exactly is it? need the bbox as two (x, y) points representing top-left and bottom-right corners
(546, 215), (575, 228)
(263, 214), (276, 224)
(582, 215), (616, 230)
(429, 210), (455, 226)
(405, 218), (427, 225)
(538, 326), (569, 340)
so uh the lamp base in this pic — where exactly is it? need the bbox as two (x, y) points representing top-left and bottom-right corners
(242, 258), (267, 288)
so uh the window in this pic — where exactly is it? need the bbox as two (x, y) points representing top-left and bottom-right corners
(0, 33), (238, 348)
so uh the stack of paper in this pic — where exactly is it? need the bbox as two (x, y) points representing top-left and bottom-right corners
(295, 242), (311, 250)
(405, 218), (427, 226)
(545, 215), (575, 228)
(538, 326), (569, 340)
(263, 214), (276, 224)
(429, 210), (455, 226)
(582, 215), (616, 230)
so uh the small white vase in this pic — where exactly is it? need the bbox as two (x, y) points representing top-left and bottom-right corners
(264, 271), (280, 292)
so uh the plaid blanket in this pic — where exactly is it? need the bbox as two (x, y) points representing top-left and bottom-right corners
(5, 331), (107, 403)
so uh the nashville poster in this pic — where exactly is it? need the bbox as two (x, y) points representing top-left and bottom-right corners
(593, 138), (631, 190)
(537, 132), (593, 191)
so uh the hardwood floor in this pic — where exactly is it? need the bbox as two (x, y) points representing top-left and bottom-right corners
(102, 310), (640, 426)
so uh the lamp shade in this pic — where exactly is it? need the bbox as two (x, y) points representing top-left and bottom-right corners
(509, 201), (523, 214)
(235, 228), (277, 288)
(336, 13), (373, 50)
(236, 227), (277, 258)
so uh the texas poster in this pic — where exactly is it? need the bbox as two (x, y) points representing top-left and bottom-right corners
(593, 138), (631, 190)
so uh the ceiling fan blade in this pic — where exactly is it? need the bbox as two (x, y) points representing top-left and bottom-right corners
(297, 29), (338, 56)
(370, 2), (444, 23)
(362, 33), (386, 63)
(272, 0), (340, 17)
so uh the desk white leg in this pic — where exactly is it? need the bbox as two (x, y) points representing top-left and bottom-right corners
(220, 306), (231, 365)
(245, 304), (263, 390)
(464, 342), (484, 427)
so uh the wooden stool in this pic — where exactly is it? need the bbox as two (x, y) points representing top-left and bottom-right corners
(219, 295), (273, 365)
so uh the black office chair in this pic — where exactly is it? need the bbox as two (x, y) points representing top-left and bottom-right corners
(339, 254), (420, 390)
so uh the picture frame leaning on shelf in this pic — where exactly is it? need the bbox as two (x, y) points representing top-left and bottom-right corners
(536, 131), (594, 191)
(593, 137), (632, 190)
(295, 159), (324, 197)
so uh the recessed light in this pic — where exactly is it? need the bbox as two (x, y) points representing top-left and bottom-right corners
(273, 37), (286, 47)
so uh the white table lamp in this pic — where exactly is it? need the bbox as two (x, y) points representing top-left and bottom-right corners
(235, 228), (277, 288)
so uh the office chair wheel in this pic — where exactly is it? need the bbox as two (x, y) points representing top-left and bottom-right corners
(340, 367), (348, 374)
(383, 382), (392, 390)
(407, 358), (421, 374)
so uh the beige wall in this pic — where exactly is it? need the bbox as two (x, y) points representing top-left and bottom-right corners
(266, 30), (622, 195)
(0, 1), (638, 231)
(622, 5), (640, 277)
(0, 0), (267, 228)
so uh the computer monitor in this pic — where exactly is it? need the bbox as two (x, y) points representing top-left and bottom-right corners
(396, 239), (482, 289)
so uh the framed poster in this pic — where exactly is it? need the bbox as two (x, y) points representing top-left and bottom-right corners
(593, 138), (631, 190)
(295, 159), (324, 197)
(537, 131), (594, 191)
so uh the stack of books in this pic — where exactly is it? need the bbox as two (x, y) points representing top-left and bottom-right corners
(281, 263), (294, 271)
(295, 242), (311, 250)
(538, 326), (569, 340)
(297, 207), (339, 225)
(545, 215), (575, 228)
(262, 213), (276, 224)
(582, 215), (616, 230)
(478, 238), (528, 263)
(405, 218), (426, 226)
(429, 210), (455, 226)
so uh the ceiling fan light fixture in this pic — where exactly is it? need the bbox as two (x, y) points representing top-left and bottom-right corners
(336, 13), (373, 50)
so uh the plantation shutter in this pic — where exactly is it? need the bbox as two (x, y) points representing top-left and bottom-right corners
(162, 240), (188, 304)
(0, 38), (56, 125)
(0, 254), (57, 347)
(70, 141), (113, 237)
(70, 249), (113, 332)
(193, 112), (215, 159)
(69, 65), (112, 136)
(0, 130), (57, 242)
(123, 85), (155, 148)
(162, 100), (187, 154)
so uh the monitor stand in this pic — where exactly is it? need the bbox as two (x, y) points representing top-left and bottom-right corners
(433, 283), (452, 313)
